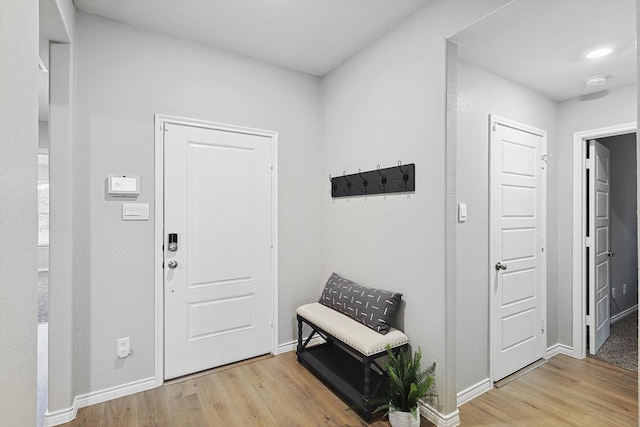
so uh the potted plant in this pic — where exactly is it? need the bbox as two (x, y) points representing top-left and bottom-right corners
(376, 344), (436, 427)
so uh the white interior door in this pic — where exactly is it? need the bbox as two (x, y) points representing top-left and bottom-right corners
(588, 139), (611, 355)
(490, 116), (546, 382)
(163, 122), (274, 380)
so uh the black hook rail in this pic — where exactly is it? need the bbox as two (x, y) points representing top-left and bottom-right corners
(330, 162), (415, 198)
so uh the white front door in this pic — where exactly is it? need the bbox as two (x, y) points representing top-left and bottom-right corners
(163, 121), (274, 380)
(490, 116), (546, 382)
(588, 139), (611, 355)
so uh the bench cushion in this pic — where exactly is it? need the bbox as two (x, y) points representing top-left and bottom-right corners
(319, 273), (402, 334)
(297, 302), (409, 356)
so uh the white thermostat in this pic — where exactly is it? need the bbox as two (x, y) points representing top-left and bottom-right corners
(108, 175), (140, 197)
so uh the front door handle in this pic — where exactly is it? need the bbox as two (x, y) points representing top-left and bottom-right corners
(495, 261), (507, 271)
(167, 260), (178, 269)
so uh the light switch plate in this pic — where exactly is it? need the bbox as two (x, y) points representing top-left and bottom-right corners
(122, 203), (149, 221)
(458, 203), (467, 222)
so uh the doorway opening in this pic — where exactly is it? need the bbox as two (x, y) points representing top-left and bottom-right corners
(36, 40), (50, 427)
(571, 123), (638, 369)
(585, 132), (638, 370)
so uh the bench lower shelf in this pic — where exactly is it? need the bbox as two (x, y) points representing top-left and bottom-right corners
(297, 342), (385, 421)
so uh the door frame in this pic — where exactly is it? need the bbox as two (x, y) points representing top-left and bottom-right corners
(153, 114), (279, 384)
(571, 122), (636, 359)
(489, 114), (548, 382)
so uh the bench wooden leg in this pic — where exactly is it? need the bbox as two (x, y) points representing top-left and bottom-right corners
(363, 358), (372, 422)
(363, 360), (371, 400)
(296, 316), (303, 358)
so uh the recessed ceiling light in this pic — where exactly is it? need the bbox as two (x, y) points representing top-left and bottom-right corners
(584, 75), (608, 87)
(586, 47), (613, 59)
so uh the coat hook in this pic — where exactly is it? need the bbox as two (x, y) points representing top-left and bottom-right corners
(342, 171), (351, 194)
(358, 168), (368, 193)
(398, 161), (409, 188)
(377, 164), (387, 191)
(541, 153), (551, 170)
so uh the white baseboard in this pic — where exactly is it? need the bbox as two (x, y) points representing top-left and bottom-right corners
(456, 378), (491, 407)
(546, 343), (574, 358)
(611, 305), (638, 324)
(419, 401), (460, 427)
(44, 403), (78, 427)
(44, 376), (157, 427)
(276, 335), (326, 354)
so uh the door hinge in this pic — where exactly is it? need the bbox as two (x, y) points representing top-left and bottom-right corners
(586, 236), (592, 247)
(585, 315), (591, 326)
(541, 237), (545, 252)
(585, 159), (592, 169)
(541, 318), (545, 333)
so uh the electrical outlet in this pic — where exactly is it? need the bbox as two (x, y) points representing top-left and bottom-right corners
(623, 283), (628, 295)
(117, 337), (131, 358)
(612, 288), (616, 299)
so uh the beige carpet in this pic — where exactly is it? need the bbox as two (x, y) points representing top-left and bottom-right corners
(591, 313), (638, 372)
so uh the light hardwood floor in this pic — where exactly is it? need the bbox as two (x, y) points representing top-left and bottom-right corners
(60, 352), (637, 426)
(460, 354), (637, 426)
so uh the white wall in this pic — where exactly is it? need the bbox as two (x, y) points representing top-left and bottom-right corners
(556, 84), (637, 346)
(455, 61), (558, 392)
(39, 121), (49, 148)
(71, 11), (322, 397)
(0, 1), (39, 424)
(47, 0), (77, 418)
(49, 39), (77, 416)
(321, 0), (510, 417)
(599, 133), (638, 318)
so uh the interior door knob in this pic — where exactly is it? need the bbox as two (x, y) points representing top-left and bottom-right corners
(168, 260), (178, 269)
(607, 251), (615, 257)
(495, 261), (507, 271)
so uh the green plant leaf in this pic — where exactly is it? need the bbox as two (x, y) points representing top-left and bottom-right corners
(376, 344), (438, 413)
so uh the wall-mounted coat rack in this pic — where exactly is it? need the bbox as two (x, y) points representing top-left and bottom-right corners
(330, 162), (415, 198)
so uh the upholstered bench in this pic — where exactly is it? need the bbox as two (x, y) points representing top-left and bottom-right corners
(296, 274), (409, 422)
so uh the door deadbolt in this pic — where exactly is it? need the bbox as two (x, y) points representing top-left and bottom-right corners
(168, 233), (178, 251)
(168, 260), (178, 269)
(495, 261), (507, 271)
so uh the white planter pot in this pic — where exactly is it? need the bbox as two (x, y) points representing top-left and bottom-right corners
(388, 406), (420, 427)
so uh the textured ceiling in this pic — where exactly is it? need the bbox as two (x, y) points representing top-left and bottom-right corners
(451, 0), (636, 101)
(74, 0), (429, 76)
(43, 0), (638, 119)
